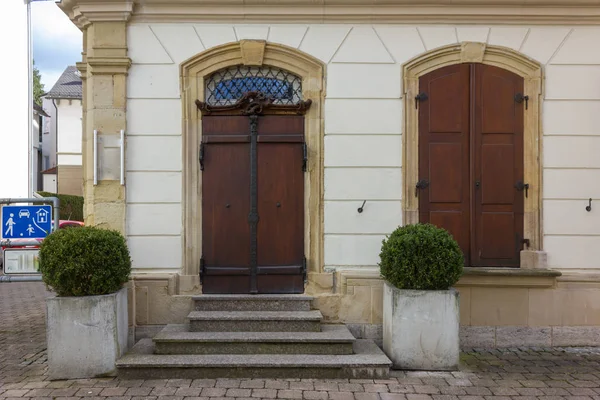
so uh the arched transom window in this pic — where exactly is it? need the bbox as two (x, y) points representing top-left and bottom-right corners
(205, 65), (303, 106)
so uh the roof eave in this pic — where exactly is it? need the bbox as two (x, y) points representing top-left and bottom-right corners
(43, 94), (83, 100)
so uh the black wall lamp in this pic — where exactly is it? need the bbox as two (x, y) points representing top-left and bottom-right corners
(357, 200), (367, 213)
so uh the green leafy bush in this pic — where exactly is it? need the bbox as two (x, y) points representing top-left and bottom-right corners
(36, 191), (84, 222)
(39, 226), (131, 296)
(379, 223), (464, 290)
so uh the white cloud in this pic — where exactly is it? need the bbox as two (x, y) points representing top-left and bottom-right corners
(41, 70), (63, 90)
(31, 2), (81, 48)
(32, 2), (82, 92)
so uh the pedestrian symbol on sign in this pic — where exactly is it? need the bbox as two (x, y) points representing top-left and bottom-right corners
(5, 213), (16, 236)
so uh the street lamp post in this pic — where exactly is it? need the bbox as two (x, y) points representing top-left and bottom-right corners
(25, 0), (33, 197)
(25, 0), (54, 197)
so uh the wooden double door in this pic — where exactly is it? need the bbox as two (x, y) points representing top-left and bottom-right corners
(198, 95), (310, 294)
(418, 63), (525, 267)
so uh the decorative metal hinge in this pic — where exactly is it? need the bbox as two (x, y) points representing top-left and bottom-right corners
(302, 256), (307, 283)
(516, 233), (531, 253)
(302, 143), (308, 172)
(415, 92), (428, 109)
(515, 180), (529, 198)
(199, 256), (205, 284)
(415, 179), (430, 197)
(199, 142), (205, 171)
(515, 93), (530, 110)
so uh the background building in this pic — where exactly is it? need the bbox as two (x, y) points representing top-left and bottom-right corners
(32, 102), (48, 192)
(42, 65), (83, 196)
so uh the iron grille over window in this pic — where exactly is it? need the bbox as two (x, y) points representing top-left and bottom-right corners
(205, 65), (302, 106)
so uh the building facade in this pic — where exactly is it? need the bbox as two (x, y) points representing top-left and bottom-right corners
(58, 0), (600, 347)
(42, 66), (83, 196)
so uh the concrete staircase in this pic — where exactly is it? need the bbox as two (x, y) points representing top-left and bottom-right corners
(117, 295), (392, 379)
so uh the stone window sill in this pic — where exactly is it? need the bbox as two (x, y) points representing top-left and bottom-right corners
(456, 267), (561, 288)
(462, 267), (561, 277)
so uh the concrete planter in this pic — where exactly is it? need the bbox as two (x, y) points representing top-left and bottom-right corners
(46, 287), (128, 380)
(383, 282), (459, 371)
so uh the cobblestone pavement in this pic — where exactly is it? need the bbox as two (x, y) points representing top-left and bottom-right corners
(2, 282), (600, 400)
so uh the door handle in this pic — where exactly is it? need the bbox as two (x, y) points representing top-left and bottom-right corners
(475, 181), (480, 188)
(415, 179), (429, 197)
(515, 181), (529, 198)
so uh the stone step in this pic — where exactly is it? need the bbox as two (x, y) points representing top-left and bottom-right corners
(153, 324), (355, 355)
(117, 338), (391, 379)
(188, 311), (322, 332)
(192, 294), (313, 312)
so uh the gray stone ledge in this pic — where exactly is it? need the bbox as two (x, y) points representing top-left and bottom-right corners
(462, 267), (562, 277)
(134, 323), (600, 349)
(552, 326), (600, 346)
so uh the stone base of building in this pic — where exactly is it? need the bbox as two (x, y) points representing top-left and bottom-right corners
(124, 268), (600, 349)
(130, 322), (600, 350)
(460, 326), (600, 348)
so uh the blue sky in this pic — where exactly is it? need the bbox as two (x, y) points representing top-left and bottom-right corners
(32, 2), (82, 91)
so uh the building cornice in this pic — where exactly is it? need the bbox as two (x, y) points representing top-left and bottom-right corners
(87, 57), (132, 75)
(58, 0), (133, 29)
(57, 0), (600, 25)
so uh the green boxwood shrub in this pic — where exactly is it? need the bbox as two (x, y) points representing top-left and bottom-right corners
(379, 223), (464, 290)
(36, 191), (84, 222)
(39, 226), (131, 297)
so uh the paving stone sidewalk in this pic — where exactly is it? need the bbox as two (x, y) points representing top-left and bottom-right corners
(2, 282), (600, 400)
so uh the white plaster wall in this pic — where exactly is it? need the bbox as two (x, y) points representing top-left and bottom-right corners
(43, 174), (57, 193)
(58, 154), (82, 165)
(42, 98), (57, 169)
(56, 99), (82, 166)
(125, 25), (183, 270)
(32, 116), (41, 192)
(126, 23), (600, 272)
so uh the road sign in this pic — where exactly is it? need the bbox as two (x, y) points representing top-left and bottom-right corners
(3, 248), (40, 274)
(1, 205), (52, 239)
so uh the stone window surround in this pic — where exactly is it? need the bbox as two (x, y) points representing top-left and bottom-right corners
(402, 42), (546, 269)
(179, 40), (325, 284)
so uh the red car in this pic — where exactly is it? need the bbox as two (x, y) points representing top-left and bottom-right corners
(0, 220), (84, 269)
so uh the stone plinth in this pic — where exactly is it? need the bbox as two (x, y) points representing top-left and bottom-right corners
(383, 282), (460, 371)
(46, 288), (128, 380)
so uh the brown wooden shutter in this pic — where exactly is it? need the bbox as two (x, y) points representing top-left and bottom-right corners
(418, 63), (525, 268)
(418, 64), (472, 264)
(471, 64), (524, 267)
